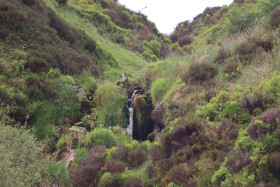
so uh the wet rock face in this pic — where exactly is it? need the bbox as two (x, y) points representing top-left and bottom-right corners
(150, 102), (165, 128)
(133, 91), (155, 140)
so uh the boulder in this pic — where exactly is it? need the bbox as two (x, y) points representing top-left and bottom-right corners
(69, 126), (87, 140)
(133, 92), (155, 140)
(151, 102), (165, 128)
(76, 87), (87, 99)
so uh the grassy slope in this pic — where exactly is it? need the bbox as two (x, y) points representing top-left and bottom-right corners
(43, 0), (147, 81)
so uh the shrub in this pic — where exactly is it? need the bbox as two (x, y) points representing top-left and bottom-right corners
(215, 48), (230, 64)
(112, 143), (148, 169)
(166, 164), (188, 185)
(267, 152), (280, 176)
(223, 60), (242, 80)
(105, 159), (126, 173)
(223, 4), (259, 34)
(269, 6), (280, 27)
(0, 124), (46, 186)
(181, 62), (217, 84)
(56, 134), (73, 149)
(226, 149), (250, 173)
(151, 78), (173, 105)
(240, 92), (273, 115)
(82, 128), (117, 148)
(247, 109), (280, 140)
(142, 40), (161, 59)
(74, 147), (88, 165)
(95, 83), (127, 128)
(80, 76), (97, 94)
(123, 178), (143, 187)
(70, 146), (107, 186)
(211, 162), (230, 184)
(43, 163), (70, 186)
(54, 83), (81, 121)
(220, 103), (251, 125)
(234, 40), (259, 64)
(258, 0), (280, 13)
(178, 36), (193, 47)
(59, 75), (75, 85)
(99, 172), (123, 187)
(56, 0), (68, 5)
(164, 117), (202, 151)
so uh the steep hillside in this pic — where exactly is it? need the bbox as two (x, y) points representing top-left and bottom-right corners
(3, 0), (280, 186)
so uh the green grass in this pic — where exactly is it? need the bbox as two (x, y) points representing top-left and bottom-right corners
(43, 0), (147, 81)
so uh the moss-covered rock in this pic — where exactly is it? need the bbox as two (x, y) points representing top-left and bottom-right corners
(133, 92), (155, 140)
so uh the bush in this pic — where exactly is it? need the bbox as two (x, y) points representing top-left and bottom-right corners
(56, 134), (73, 149)
(0, 124), (46, 186)
(74, 147), (88, 165)
(269, 6), (280, 27)
(70, 146), (107, 186)
(234, 40), (259, 64)
(123, 178), (143, 187)
(226, 149), (250, 173)
(80, 76), (97, 94)
(181, 62), (217, 84)
(247, 109), (280, 140)
(220, 103), (251, 125)
(56, 0), (68, 5)
(95, 83), (127, 128)
(178, 36), (193, 47)
(105, 159), (126, 173)
(59, 75), (75, 85)
(142, 40), (161, 59)
(99, 172), (123, 187)
(43, 163), (70, 185)
(83, 128), (117, 148)
(215, 48), (230, 64)
(166, 164), (188, 185)
(151, 78), (173, 105)
(54, 83), (81, 121)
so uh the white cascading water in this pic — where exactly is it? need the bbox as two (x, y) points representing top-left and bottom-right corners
(126, 90), (138, 136)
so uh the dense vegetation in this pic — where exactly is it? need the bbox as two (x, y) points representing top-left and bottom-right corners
(2, 0), (280, 186)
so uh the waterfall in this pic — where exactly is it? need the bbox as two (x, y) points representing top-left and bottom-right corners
(126, 90), (138, 136)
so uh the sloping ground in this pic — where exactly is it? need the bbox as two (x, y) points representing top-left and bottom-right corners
(43, 0), (148, 81)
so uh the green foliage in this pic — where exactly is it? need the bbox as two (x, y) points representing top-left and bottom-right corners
(95, 83), (127, 128)
(43, 163), (70, 185)
(80, 128), (117, 148)
(54, 83), (81, 120)
(56, 134), (73, 149)
(0, 124), (46, 186)
(264, 133), (280, 152)
(78, 75), (97, 93)
(99, 172), (123, 187)
(220, 103), (251, 125)
(221, 4), (260, 35)
(143, 40), (161, 61)
(151, 78), (174, 105)
(234, 129), (264, 153)
(59, 75), (76, 85)
(74, 147), (88, 165)
(258, 0), (280, 14)
(200, 173), (212, 186)
(182, 62), (218, 84)
(212, 161), (230, 184)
